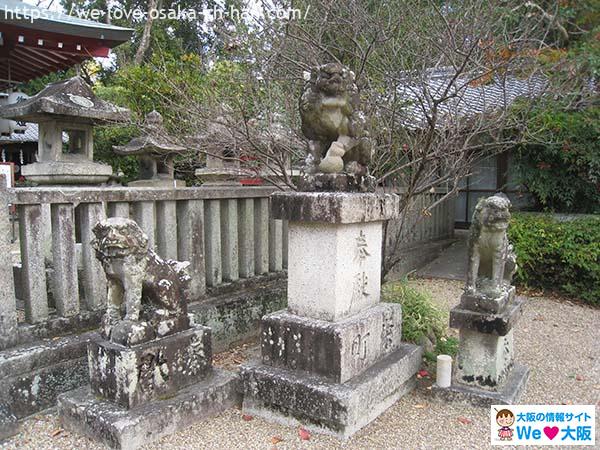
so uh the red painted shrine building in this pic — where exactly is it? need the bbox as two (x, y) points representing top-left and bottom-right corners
(0, 0), (131, 177)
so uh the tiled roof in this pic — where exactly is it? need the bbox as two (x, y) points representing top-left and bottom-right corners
(0, 123), (67, 144)
(396, 68), (547, 129)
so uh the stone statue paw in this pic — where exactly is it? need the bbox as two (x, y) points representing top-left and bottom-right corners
(318, 142), (345, 173)
(110, 320), (156, 346)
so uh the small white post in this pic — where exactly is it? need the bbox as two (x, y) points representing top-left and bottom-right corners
(436, 354), (452, 388)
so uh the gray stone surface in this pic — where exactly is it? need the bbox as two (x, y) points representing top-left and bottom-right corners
(192, 276), (287, 352)
(0, 332), (94, 420)
(271, 192), (399, 224)
(0, 179), (17, 350)
(58, 368), (241, 450)
(261, 303), (402, 383)
(287, 220), (383, 322)
(238, 198), (255, 278)
(155, 200), (178, 261)
(204, 199), (222, 287)
(88, 326), (212, 409)
(50, 203), (80, 317)
(241, 343), (421, 439)
(450, 295), (525, 336)
(220, 198), (239, 282)
(297, 173), (375, 193)
(79, 202), (107, 311)
(268, 218), (283, 272)
(432, 363), (530, 407)
(460, 285), (515, 314)
(21, 160), (113, 185)
(254, 198), (269, 275)
(455, 329), (514, 389)
(18, 203), (49, 323)
(176, 199), (206, 300)
(0, 403), (18, 441)
(128, 179), (186, 188)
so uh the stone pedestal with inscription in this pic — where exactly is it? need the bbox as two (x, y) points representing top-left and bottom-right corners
(241, 192), (421, 439)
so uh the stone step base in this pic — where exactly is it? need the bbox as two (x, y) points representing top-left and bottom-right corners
(58, 368), (241, 450)
(432, 363), (529, 407)
(241, 343), (422, 439)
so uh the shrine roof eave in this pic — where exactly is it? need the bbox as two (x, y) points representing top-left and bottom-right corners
(0, 0), (133, 42)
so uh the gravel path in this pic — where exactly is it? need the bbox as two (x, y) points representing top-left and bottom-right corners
(2, 279), (599, 450)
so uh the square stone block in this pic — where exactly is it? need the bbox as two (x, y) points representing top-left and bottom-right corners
(460, 286), (515, 314)
(287, 220), (383, 321)
(261, 303), (402, 383)
(271, 192), (400, 224)
(58, 369), (240, 450)
(454, 329), (514, 389)
(88, 326), (212, 409)
(241, 343), (422, 439)
(450, 296), (525, 336)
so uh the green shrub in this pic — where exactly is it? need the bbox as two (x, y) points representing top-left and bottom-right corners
(383, 280), (447, 344)
(508, 213), (600, 305)
(512, 106), (600, 214)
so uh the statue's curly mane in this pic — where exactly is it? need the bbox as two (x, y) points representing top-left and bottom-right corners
(92, 218), (149, 260)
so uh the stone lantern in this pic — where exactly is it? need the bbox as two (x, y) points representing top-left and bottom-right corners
(194, 117), (244, 186)
(113, 110), (187, 187)
(0, 76), (129, 185)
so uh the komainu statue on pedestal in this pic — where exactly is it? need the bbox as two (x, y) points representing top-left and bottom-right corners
(92, 217), (191, 345)
(465, 193), (517, 298)
(299, 63), (372, 176)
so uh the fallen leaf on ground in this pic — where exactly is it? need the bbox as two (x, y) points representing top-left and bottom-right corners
(299, 427), (311, 440)
(51, 429), (63, 437)
(575, 375), (584, 381)
(418, 370), (430, 378)
(458, 416), (473, 425)
(241, 414), (253, 421)
(414, 404), (427, 409)
(271, 436), (283, 444)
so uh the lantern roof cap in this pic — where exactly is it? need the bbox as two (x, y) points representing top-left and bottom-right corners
(0, 76), (130, 124)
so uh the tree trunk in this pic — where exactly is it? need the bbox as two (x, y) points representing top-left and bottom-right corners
(134, 0), (158, 65)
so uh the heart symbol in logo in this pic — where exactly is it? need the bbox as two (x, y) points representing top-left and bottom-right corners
(543, 426), (559, 440)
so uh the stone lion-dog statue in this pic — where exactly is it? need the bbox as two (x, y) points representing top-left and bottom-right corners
(92, 217), (191, 346)
(465, 193), (517, 297)
(299, 62), (372, 175)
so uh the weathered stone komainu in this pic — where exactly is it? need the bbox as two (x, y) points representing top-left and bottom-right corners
(433, 193), (529, 407)
(465, 193), (517, 300)
(92, 217), (191, 346)
(300, 63), (372, 176)
(58, 217), (239, 449)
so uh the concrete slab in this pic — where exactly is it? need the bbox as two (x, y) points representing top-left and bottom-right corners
(416, 230), (468, 281)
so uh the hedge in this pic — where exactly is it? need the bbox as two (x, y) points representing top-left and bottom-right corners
(508, 213), (600, 305)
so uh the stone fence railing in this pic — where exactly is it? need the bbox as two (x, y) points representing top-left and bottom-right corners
(0, 182), (455, 353)
(0, 183), (288, 351)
